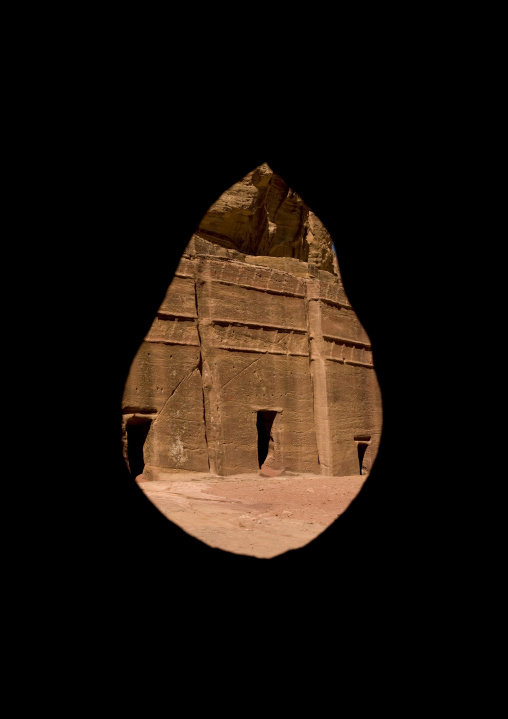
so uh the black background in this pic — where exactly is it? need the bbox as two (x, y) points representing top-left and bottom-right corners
(77, 129), (432, 588)
(42, 73), (478, 694)
(7, 11), (500, 707)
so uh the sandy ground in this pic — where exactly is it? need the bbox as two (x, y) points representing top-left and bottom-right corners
(136, 470), (368, 558)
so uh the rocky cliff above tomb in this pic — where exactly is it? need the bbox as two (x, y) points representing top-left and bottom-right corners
(194, 163), (339, 275)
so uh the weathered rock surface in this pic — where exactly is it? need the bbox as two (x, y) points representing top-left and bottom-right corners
(195, 162), (338, 274)
(122, 164), (382, 477)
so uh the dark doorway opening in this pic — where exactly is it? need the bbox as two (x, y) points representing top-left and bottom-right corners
(126, 418), (152, 478)
(357, 442), (369, 475)
(256, 410), (277, 468)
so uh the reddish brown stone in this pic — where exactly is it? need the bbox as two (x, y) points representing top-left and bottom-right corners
(122, 164), (383, 478)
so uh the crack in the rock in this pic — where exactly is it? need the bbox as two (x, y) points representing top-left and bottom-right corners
(194, 279), (211, 472)
(304, 282), (324, 471)
(152, 364), (198, 428)
(219, 354), (266, 392)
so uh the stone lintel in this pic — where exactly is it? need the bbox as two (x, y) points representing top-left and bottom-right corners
(204, 277), (307, 299)
(322, 356), (375, 368)
(122, 410), (158, 419)
(145, 338), (201, 347)
(318, 296), (353, 311)
(211, 318), (307, 333)
(321, 333), (372, 349)
(156, 310), (198, 320)
(211, 345), (309, 357)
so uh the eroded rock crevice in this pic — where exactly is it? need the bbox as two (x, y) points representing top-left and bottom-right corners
(195, 292), (211, 473)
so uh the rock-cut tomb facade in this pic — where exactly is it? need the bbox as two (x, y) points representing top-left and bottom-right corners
(122, 164), (382, 478)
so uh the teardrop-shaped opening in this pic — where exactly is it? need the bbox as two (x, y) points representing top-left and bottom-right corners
(122, 163), (383, 558)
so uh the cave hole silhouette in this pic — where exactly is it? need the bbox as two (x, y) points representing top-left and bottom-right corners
(126, 417), (152, 479)
(357, 442), (369, 475)
(256, 410), (277, 468)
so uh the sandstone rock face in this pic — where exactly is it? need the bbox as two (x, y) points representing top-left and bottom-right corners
(122, 164), (382, 477)
(196, 163), (338, 274)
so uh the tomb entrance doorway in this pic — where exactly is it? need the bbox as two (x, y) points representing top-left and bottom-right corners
(256, 410), (277, 468)
(256, 409), (285, 476)
(354, 435), (372, 475)
(125, 415), (153, 478)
